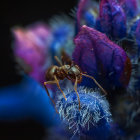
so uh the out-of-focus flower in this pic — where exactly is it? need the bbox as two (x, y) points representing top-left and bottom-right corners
(0, 75), (60, 127)
(96, 0), (126, 40)
(12, 22), (52, 84)
(49, 16), (75, 64)
(56, 87), (112, 140)
(76, 0), (99, 31)
(73, 25), (131, 90)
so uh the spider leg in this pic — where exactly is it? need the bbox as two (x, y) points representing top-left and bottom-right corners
(44, 81), (58, 113)
(54, 76), (67, 101)
(82, 73), (108, 95)
(74, 77), (81, 110)
(54, 56), (63, 66)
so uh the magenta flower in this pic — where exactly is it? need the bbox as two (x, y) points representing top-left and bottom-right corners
(73, 25), (131, 90)
(12, 23), (52, 84)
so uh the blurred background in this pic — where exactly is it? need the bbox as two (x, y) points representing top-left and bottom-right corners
(1, 0), (78, 86)
(0, 1), (78, 140)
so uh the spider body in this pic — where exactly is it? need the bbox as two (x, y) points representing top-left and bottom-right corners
(44, 52), (107, 111)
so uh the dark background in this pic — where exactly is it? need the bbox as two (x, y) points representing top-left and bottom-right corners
(0, 0), (78, 87)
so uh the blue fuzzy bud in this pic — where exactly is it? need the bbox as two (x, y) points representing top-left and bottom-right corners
(56, 87), (112, 140)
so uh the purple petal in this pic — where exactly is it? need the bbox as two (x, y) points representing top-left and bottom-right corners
(73, 25), (131, 89)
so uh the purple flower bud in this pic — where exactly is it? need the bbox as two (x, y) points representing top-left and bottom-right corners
(96, 0), (126, 39)
(118, 0), (138, 19)
(56, 87), (112, 140)
(12, 23), (52, 84)
(73, 25), (131, 89)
